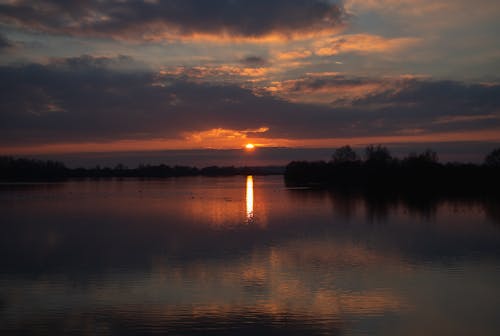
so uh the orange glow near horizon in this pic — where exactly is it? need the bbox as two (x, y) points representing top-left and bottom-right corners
(245, 143), (255, 150)
(1, 129), (500, 155)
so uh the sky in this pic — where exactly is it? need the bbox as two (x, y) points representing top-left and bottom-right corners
(1, 0), (500, 163)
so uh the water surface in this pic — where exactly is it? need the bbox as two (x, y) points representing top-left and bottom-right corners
(1, 176), (500, 335)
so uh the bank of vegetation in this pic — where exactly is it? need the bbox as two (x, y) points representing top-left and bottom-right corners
(0, 156), (283, 180)
(285, 146), (500, 196)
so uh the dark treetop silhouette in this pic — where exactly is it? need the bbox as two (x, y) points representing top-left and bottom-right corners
(0, 156), (283, 180)
(285, 146), (500, 196)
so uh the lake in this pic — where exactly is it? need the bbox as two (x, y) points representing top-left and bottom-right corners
(1, 176), (500, 335)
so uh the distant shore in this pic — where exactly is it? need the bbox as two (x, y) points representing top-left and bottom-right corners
(0, 156), (284, 181)
(2, 145), (500, 197)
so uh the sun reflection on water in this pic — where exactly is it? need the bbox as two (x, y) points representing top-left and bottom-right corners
(246, 175), (254, 220)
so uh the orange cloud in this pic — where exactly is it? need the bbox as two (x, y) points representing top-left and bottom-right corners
(275, 49), (313, 60)
(314, 34), (421, 56)
(147, 27), (345, 44)
(184, 127), (270, 147)
(158, 65), (270, 81)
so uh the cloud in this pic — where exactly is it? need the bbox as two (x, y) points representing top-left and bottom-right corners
(184, 127), (270, 148)
(0, 0), (345, 42)
(344, 0), (499, 20)
(1, 56), (500, 152)
(0, 33), (15, 50)
(344, 0), (452, 15)
(48, 54), (148, 72)
(240, 56), (268, 67)
(265, 73), (390, 104)
(158, 65), (271, 82)
(433, 114), (500, 125)
(275, 49), (313, 60)
(0, 56), (282, 145)
(314, 34), (421, 56)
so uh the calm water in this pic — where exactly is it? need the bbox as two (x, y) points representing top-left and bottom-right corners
(1, 176), (500, 335)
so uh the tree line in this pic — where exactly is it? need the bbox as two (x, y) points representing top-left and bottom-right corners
(285, 146), (500, 195)
(0, 156), (283, 180)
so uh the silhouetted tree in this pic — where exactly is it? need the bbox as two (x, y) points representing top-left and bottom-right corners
(365, 145), (392, 165)
(0, 156), (68, 179)
(485, 148), (500, 167)
(403, 149), (439, 166)
(420, 149), (438, 163)
(332, 145), (358, 164)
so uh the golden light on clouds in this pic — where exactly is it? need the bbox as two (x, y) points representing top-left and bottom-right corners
(140, 26), (346, 44)
(158, 66), (270, 80)
(184, 127), (269, 148)
(265, 77), (388, 104)
(275, 49), (313, 60)
(2, 128), (500, 155)
(314, 34), (421, 56)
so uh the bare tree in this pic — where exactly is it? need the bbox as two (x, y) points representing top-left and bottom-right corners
(485, 148), (500, 167)
(365, 145), (392, 164)
(332, 145), (358, 164)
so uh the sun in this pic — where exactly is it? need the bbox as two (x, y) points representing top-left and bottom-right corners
(245, 143), (255, 150)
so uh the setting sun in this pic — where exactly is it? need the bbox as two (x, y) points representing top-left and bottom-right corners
(245, 143), (255, 150)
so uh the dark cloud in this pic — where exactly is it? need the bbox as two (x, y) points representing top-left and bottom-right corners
(0, 56), (286, 144)
(49, 54), (148, 72)
(0, 0), (345, 40)
(282, 74), (378, 92)
(240, 56), (268, 67)
(0, 33), (14, 50)
(349, 79), (500, 133)
(271, 74), (500, 132)
(357, 79), (500, 110)
(1, 56), (500, 146)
